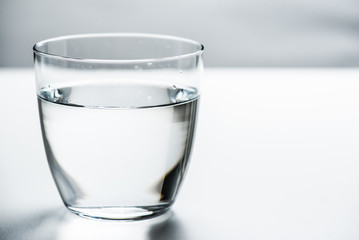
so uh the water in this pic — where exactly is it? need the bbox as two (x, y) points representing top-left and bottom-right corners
(38, 83), (199, 220)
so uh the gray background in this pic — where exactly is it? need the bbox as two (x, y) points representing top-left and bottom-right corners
(1, 0), (359, 67)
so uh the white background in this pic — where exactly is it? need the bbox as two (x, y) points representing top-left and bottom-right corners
(1, 0), (359, 67)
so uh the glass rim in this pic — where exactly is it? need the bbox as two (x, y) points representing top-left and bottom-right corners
(33, 33), (204, 63)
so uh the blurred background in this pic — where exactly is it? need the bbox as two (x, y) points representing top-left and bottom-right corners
(0, 0), (358, 67)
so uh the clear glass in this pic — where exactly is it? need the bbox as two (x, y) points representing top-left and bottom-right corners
(33, 33), (204, 220)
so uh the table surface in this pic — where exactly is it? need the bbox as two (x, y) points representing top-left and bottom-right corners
(1, 68), (359, 239)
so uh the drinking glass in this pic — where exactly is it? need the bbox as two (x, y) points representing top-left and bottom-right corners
(33, 33), (204, 220)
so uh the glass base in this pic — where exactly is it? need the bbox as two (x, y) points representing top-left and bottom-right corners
(67, 205), (171, 221)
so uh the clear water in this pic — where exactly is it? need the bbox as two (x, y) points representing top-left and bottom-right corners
(38, 83), (199, 220)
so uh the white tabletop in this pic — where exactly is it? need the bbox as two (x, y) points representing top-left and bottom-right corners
(1, 68), (359, 239)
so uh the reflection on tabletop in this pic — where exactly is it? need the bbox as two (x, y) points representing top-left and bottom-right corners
(0, 208), (186, 240)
